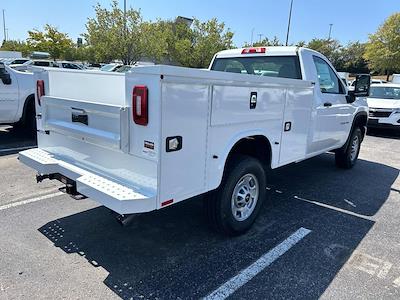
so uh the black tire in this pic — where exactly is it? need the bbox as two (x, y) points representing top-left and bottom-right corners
(335, 127), (362, 169)
(15, 97), (36, 136)
(204, 155), (266, 236)
(25, 100), (37, 135)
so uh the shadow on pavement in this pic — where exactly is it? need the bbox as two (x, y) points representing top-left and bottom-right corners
(0, 125), (36, 156)
(38, 156), (398, 299)
(367, 127), (400, 140)
(266, 154), (399, 216)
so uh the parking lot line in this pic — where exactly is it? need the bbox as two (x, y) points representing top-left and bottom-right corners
(0, 146), (36, 153)
(0, 192), (64, 211)
(204, 227), (311, 300)
(293, 195), (373, 221)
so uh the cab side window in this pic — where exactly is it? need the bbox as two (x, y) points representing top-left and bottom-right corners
(313, 56), (344, 94)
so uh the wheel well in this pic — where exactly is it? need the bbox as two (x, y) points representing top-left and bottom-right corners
(354, 113), (368, 137)
(338, 112), (368, 152)
(224, 135), (272, 173)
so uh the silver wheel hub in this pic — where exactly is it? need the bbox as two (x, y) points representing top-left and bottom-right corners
(350, 135), (359, 161)
(231, 174), (259, 222)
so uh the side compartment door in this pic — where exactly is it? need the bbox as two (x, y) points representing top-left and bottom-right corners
(0, 66), (19, 123)
(279, 87), (314, 165)
(311, 56), (353, 152)
(159, 82), (210, 204)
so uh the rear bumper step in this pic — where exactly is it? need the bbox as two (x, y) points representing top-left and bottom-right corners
(19, 148), (157, 214)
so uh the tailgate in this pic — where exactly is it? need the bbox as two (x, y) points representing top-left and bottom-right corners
(32, 68), (160, 203)
(41, 97), (129, 152)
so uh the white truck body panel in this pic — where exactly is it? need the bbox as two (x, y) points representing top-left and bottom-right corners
(19, 47), (369, 215)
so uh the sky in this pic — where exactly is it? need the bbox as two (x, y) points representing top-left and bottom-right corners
(1, 0), (399, 46)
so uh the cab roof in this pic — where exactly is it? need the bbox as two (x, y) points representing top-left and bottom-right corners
(214, 46), (300, 58)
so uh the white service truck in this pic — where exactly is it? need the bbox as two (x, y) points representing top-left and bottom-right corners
(19, 47), (370, 235)
(0, 62), (36, 131)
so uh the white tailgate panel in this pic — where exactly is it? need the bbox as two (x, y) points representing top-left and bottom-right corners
(160, 82), (209, 204)
(42, 97), (128, 151)
(279, 87), (314, 164)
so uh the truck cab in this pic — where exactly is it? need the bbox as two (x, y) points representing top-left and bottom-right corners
(209, 47), (368, 159)
(0, 62), (35, 130)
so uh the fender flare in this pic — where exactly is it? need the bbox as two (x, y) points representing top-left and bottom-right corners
(340, 111), (368, 151)
(211, 129), (273, 190)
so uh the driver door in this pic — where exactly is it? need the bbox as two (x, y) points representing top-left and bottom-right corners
(311, 56), (352, 151)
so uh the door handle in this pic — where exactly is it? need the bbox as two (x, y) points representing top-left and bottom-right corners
(324, 102), (332, 107)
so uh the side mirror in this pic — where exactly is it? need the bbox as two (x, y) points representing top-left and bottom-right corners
(346, 74), (370, 103)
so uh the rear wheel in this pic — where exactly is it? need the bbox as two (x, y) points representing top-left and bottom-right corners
(204, 155), (266, 236)
(335, 127), (362, 169)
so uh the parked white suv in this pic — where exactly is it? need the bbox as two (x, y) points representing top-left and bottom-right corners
(19, 46), (370, 235)
(367, 83), (400, 129)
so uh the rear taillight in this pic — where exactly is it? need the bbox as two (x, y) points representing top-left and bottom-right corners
(36, 80), (45, 106)
(132, 85), (148, 125)
(241, 47), (266, 54)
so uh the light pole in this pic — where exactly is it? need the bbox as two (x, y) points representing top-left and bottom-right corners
(2, 9), (6, 42)
(250, 28), (255, 46)
(124, 0), (127, 33)
(123, 0), (128, 64)
(328, 24), (333, 40)
(285, 0), (294, 46)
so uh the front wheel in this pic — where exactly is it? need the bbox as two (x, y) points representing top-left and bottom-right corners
(204, 155), (266, 236)
(335, 127), (362, 169)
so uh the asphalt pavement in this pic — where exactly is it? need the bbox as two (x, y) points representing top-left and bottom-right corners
(0, 125), (399, 299)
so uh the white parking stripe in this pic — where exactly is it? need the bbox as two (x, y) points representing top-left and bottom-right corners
(0, 146), (36, 153)
(294, 195), (372, 220)
(0, 192), (64, 211)
(204, 227), (311, 300)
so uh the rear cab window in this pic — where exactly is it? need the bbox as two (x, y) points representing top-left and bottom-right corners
(211, 56), (302, 80)
(33, 61), (51, 67)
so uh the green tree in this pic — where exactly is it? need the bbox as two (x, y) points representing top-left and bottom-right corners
(140, 20), (176, 64)
(364, 13), (400, 79)
(295, 40), (307, 47)
(340, 42), (369, 73)
(0, 40), (32, 57)
(244, 36), (282, 47)
(307, 38), (344, 70)
(84, 1), (143, 64)
(27, 24), (73, 59)
(175, 18), (234, 68)
(142, 18), (233, 68)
